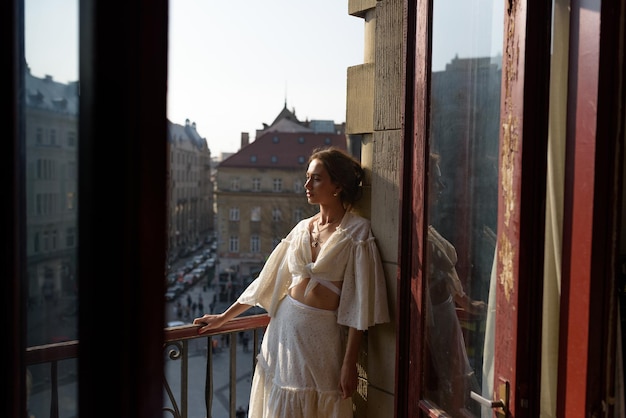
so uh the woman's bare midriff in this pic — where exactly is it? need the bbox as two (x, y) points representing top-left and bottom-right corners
(288, 277), (342, 311)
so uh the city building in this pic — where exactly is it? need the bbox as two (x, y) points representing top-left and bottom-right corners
(214, 104), (347, 284)
(167, 119), (214, 260)
(24, 68), (79, 325)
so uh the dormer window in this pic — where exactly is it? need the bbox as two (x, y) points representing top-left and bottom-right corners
(28, 90), (44, 104)
(271, 156), (278, 163)
(298, 137), (305, 144)
(250, 155), (257, 163)
(272, 136), (279, 143)
(52, 98), (68, 109)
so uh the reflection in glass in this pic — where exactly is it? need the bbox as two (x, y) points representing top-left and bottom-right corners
(24, 0), (79, 416)
(424, 0), (503, 416)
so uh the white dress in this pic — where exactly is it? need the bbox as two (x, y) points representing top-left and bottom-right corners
(237, 211), (390, 418)
(426, 226), (480, 413)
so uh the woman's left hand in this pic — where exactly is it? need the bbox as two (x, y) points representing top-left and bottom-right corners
(339, 362), (358, 399)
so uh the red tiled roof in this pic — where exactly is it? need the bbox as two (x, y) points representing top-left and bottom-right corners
(219, 131), (347, 170)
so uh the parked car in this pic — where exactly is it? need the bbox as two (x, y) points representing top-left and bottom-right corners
(199, 260), (213, 271)
(191, 267), (205, 281)
(165, 290), (178, 302)
(170, 282), (185, 295)
(166, 272), (180, 286)
(173, 269), (186, 282)
(182, 273), (195, 287)
(192, 256), (205, 268)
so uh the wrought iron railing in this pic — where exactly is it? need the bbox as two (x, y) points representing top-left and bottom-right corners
(25, 314), (270, 418)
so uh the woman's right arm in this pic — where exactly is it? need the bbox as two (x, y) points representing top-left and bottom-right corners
(193, 302), (252, 334)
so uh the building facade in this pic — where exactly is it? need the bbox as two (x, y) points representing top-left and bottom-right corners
(215, 105), (347, 287)
(24, 69), (79, 333)
(167, 119), (214, 261)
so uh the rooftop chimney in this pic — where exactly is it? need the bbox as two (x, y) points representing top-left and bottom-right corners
(241, 132), (249, 148)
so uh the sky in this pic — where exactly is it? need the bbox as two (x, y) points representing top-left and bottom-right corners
(168, 0), (365, 157)
(25, 0), (503, 157)
(25, 0), (365, 157)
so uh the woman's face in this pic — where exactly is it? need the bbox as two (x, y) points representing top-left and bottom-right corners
(305, 158), (339, 205)
(429, 162), (445, 205)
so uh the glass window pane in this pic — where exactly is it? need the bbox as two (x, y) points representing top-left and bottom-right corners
(24, 0), (79, 415)
(424, 0), (503, 416)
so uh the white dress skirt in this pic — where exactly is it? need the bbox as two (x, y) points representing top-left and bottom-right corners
(247, 295), (353, 418)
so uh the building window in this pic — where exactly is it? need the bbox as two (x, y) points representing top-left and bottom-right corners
(250, 235), (260, 253)
(51, 229), (58, 250)
(50, 129), (57, 145)
(250, 155), (257, 163)
(324, 137), (331, 144)
(66, 227), (76, 247)
(36, 127), (43, 145)
(230, 177), (240, 191)
(229, 207), (240, 221)
(272, 136), (279, 143)
(36, 159), (56, 180)
(229, 235), (239, 253)
(252, 177), (261, 192)
(298, 136), (305, 143)
(293, 180), (303, 193)
(272, 178), (282, 192)
(251, 206), (261, 222)
(298, 156), (305, 164)
(34, 232), (40, 253)
(272, 208), (282, 222)
(67, 131), (76, 147)
(36, 193), (56, 215)
(271, 155), (278, 163)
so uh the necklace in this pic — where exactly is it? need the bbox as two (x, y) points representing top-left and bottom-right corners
(311, 219), (337, 248)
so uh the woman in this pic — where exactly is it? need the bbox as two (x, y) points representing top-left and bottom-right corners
(425, 153), (486, 415)
(193, 146), (390, 418)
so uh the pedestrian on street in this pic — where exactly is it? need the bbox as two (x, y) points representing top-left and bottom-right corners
(194, 147), (390, 418)
(236, 405), (246, 418)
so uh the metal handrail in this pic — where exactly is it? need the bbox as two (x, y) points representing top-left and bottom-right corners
(25, 314), (270, 418)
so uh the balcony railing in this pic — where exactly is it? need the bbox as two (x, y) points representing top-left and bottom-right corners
(25, 314), (270, 418)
